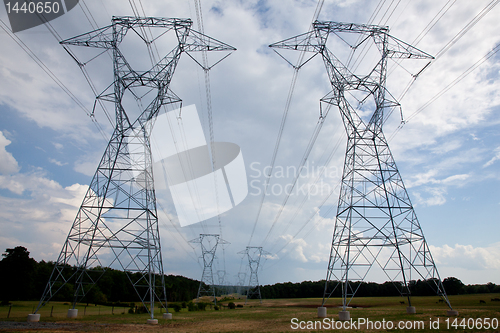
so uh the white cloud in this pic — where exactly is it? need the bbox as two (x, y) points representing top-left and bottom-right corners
(483, 147), (500, 168)
(52, 142), (64, 150)
(0, 169), (61, 195)
(48, 158), (68, 166)
(0, 172), (88, 261)
(0, 131), (19, 175)
(430, 242), (500, 271)
(429, 139), (463, 155)
(279, 235), (308, 263)
(406, 169), (439, 188)
(413, 187), (447, 206)
(407, 170), (470, 188)
(0, 0), (500, 285)
(73, 149), (104, 176)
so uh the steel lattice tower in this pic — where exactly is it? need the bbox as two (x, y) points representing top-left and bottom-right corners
(190, 234), (228, 304)
(239, 247), (269, 304)
(270, 21), (455, 316)
(216, 270), (226, 286)
(34, 17), (235, 320)
(236, 272), (247, 295)
(216, 270), (227, 295)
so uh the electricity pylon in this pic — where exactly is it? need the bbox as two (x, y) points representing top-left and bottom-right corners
(270, 21), (455, 317)
(217, 270), (226, 286)
(216, 270), (227, 295)
(34, 16), (235, 320)
(236, 272), (246, 295)
(190, 234), (228, 304)
(239, 247), (269, 304)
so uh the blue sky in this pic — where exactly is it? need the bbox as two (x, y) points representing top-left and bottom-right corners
(0, 0), (499, 286)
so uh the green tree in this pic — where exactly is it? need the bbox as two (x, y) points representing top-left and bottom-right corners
(442, 277), (465, 295)
(0, 246), (37, 301)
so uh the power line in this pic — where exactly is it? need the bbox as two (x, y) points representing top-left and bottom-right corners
(79, 0), (100, 31)
(387, 2), (500, 138)
(349, 0), (407, 72)
(349, 0), (406, 72)
(379, 0), (401, 26)
(0, 18), (108, 142)
(386, 0), (456, 80)
(411, 0), (457, 46)
(266, 119), (344, 254)
(247, 0), (324, 247)
(388, 42), (500, 141)
(37, 9), (115, 127)
(157, 201), (200, 264)
(412, 44), (500, 120)
(262, 179), (340, 271)
(259, 113), (330, 248)
(192, 0), (227, 273)
(346, 0), (387, 68)
(435, 0), (500, 60)
(384, 1), (497, 127)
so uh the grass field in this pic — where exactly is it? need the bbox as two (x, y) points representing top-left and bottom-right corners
(0, 294), (499, 332)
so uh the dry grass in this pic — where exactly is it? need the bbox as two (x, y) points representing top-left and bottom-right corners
(0, 294), (499, 332)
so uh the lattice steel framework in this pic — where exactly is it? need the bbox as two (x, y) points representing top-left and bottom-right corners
(239, 247), (269, 304)
(216, 270), (226, 286)
(190, 234), (228, 303)
(236, 272), (247, 295)
(270, 21), (453, 310)
(35, 16), (235, 318)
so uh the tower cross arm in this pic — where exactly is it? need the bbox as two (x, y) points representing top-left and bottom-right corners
(59, 17), (194, 50)
(183, 30), (236, 52)
(378, 34), (434, 59)
(269, 31), (323, 53)
(60, 25), (118, 49)
(311, 20), (434, 60)
(313, 20), (388, 35)
(112, 16), (192, 29)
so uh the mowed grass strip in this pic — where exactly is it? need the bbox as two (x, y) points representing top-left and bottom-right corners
(0, 294), (498, 332)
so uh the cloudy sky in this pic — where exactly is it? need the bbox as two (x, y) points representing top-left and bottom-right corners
(1, 0), (499, 288)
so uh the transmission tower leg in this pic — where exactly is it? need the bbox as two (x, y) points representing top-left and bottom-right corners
(34, 126), (167, 319)
(323, 127), (452, 313)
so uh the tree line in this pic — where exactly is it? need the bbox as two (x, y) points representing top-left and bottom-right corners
(260, 277), (500, 299)
(1, 246), (498, 304)
(0, 246), (199, 304)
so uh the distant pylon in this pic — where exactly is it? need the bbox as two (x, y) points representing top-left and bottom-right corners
(190, 234), (228, 304)
(270, 21), (454, 315)
(33, 16), (235, 320)
(216, 270), (226, 286)
(239, 247), (269, 304)
(236, 272), (246, 295)
(216, 270), (226, 295)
